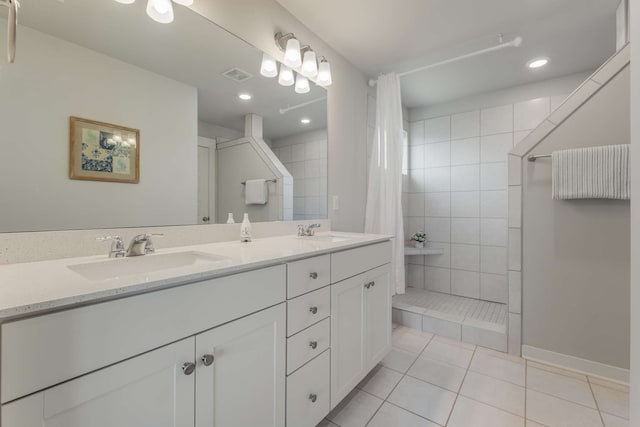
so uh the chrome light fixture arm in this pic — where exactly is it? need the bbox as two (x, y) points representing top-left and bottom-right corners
(0, 0), (18, 63)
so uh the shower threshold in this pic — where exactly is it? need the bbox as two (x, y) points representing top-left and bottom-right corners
(392, 287), (508, 352)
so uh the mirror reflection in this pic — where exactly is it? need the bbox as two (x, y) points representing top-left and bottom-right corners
(0, 0), (327, 232)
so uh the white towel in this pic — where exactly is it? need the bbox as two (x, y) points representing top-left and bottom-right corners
(551, 144), (630, 200)
(245, 179), (268, 205)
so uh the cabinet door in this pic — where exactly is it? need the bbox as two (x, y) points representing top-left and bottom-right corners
(365, 265), (392, 370)
(195, 303), (286, 427)
(2, 338), (195, 427)
(330, 274), (366, 408)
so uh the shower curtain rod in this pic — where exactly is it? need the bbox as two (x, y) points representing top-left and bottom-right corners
(279, 97), (327, 114)
(368, 36), (523, 87)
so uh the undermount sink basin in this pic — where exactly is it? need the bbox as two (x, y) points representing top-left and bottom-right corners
(68, 251), (231, 281)
(305, 234), (353, 243)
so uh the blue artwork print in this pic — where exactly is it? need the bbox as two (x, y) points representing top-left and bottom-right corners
(82, 154), (113, 172)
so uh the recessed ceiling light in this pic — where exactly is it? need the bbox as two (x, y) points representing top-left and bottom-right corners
(238, 93), (252, 101)
(527, 58), (549, 69)
(300, 118), (311, 124)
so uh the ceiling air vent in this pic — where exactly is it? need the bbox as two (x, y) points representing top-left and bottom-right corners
(222, 68), (253, 82)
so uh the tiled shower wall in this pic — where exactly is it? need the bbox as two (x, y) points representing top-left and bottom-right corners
(272, 129), (328, 220)
(404, 95), (566, 303)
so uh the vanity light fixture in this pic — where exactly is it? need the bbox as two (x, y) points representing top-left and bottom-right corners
(316, 57), (332, 87)
(114, 0), (193, 24)
(274, 31), (333, 88)
(301, 48), (318, 78)
(295, 74), (310, 94)
(527, 57), (549, 69)
(238, 93), (252, 101)
(278, 64), (295, 86)
(274, 33), (302, 69)
(260, 53), (278, 78)
(300, 118), (311, 124)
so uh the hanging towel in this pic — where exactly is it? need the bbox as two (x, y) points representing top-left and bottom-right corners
(551, 144), (630, 200)
(245, 179), (268, 205)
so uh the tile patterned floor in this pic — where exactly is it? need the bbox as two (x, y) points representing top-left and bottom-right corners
(318, 325), (629, 427)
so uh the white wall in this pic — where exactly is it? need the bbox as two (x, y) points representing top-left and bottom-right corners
(0, 22), (198, 232)
(272, 129), (328, 220)
(630, 0), (639, 419)
(198, 121), (243, 142)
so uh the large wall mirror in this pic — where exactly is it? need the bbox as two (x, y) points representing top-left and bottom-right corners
(0, 0), (328, 232)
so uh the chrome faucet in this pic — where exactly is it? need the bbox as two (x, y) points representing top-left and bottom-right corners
(297, 223), (321, 237)
(126, 233), (164, 257)
(96, 236), (126, 258)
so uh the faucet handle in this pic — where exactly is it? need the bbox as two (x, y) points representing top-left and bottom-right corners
(297, 224), (306, 237)
(96, 236), (125, 258)
(144, 233), (164, 254)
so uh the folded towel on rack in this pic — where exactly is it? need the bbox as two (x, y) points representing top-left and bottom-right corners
(551, 144), (630, 200)
(245, 179), (268, 205)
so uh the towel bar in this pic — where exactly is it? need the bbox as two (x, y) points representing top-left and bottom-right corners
(527, 154), (552, 162)
(241, 179), (277, 185)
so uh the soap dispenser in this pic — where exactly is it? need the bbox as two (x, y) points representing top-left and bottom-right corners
(226, 213), (235, 224)
(240, 213), (252, 242)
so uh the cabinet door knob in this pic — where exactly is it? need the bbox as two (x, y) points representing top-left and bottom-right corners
(182, 362), (196, 375)
(309, 340), (318, 349)
(309, 306), (318, 314)
(201, 354), (215, 366)
(370, 281), (376, 287)
(309, 272), (318, 279)
(364, 282), (370, 289)
(308, 393), (317, 403)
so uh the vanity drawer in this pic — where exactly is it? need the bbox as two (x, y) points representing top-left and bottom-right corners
(286, 349), (330, 427)
(1, 265), (286, 404)
(287, 286), (330, 337)
(287, 318), (330, 374)
(331, 241), (391, 283)
(287, 254), (330, 298)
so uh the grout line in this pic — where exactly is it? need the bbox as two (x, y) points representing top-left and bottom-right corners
(444, 344), (477, 426)
(586, 376), (607, 427)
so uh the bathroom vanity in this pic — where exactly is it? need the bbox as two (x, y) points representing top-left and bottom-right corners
(0, 233), (392, 427)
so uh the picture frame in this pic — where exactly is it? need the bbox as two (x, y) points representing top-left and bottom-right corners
(69, 116), (140, 183)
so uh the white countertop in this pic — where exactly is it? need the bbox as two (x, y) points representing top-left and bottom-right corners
(0, 232), (390, 320)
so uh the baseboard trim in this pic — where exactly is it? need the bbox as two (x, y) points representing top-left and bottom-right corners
(521, 345), (629, 385)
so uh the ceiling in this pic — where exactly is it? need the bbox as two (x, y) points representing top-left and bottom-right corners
(16, 0), (327, 140)
(275, 0), (620, 107)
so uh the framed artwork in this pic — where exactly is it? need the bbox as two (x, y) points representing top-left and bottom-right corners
(69, 117), (140, 183)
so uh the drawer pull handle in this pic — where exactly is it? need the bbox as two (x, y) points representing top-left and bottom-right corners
(309, 393), (317, 403)
(309, 306), (318, 314)
(370, 281), (376, 287)
(309, 272), (318, 279)
(182, 362), (196, 376)
(201, 354), (215, 366)
(309, 340), (318, 349)
(364, 281), (375, 289)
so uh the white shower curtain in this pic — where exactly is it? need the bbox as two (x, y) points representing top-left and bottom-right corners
(365, 73), (405, 294)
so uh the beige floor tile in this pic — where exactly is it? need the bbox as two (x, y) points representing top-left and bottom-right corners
(393, 328), (433, 354)
(591, 384), (629, 419)
(588, 377), (629, 393)
(460, 371), (525, 416)
(527, 366), (596, 408)
(387, 375), (456, 426)
(407, 356), (466, 392)
(525, 421), (547, 427)
(526, 389), (602, 427)
(432, 334), (477, 351)
(527, 361), (589, 381)
(469, 351), (525, 386)
(448, 396), (524, 427)
(421, 339), (475, 369)
(367, 402), (440, 427)
(357, 365), (403, 400)
(601, 412), (629, 427)
(382, 347), (420, 373)
(327, 389), (383, 427)
(476, 346), (524, 363)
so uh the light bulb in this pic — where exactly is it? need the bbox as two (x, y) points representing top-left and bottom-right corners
(146, 0), (174, 23)
(527, 58), (549, 69)
(300, 118), (311, 124)
(172, 0), (194, 5)
(284, 37), (302, 68)
(114, 0), (136, 4)
(278, 65), (295, 86)
(295, 74), (310, 94)
(317, 59), (332, 87)
(260, 53), (278, 78)
(301, 50), (318, 78)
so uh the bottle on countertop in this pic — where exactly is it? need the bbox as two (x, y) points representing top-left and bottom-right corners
(226, 213), (235, 224)
(240, 213), (252, 242)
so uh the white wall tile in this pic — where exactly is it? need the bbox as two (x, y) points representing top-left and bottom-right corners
(452, 269), (480, 298)
(409, 121), (425, 145)
(481, 105), (513, 135)
(426, 266), (451, 293)
(480, 133), (513, 163)
(480, 273), (507, 303)
(393, 309), (424, 330)
(278, 146), (292, 163)
(405, 217), (425, 240)
(425, 167), (451, 193)
(305, 159), (321, 178)
(292, 162), (305, 179)
(293, 197), (305, 213)
(451, 138), (480, 166)
(550, 94), (568, 112)
(425, 116), (451, 143)
(305, 178), (320, 196)
(426, 192), (451, 217)
(480, 163), (508, 190)
(480, 191), (507, 218)
(513, 130), (531, 146)
(407, 264), (425, 289)
(462, 324), (508, 352)
(425, 141), (451, 167)
(426, 243), (451, 268)
(305, 197), (320, 215)
(425, 217), (451, 243)
(514, 97), (550, 131)
(508, 271), (522, 314)
(508, 155), (522, 186)
(407, 193), (425, 217)
(305, 141), (321, 160)
(451, 218), (480, 245)
(508, 313), (522, 355)
(508, 228), (522, 271)
(508, 186), (522, 228)
(409, 144), (425, 169)
(481, 219), (507, 246)
(451, 165), (480, 192)
(292, 144), (305, 162)
(451, 244), (480, 271)
(451, 111), (480, 139)
(481, 246), (507, 275)
(451, 191), (479, 218)
(409, 168), (425, 192)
